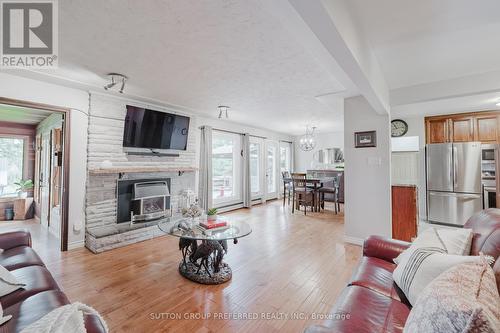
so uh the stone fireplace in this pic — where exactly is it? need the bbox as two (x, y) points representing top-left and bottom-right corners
(85, 171), (195, 253)
(84, 94), (198, 253)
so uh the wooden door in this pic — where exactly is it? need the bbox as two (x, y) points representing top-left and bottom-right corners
(475, 115), (499, 143)
(426, 118), (449, 143)
(392, 185), (418, 242)
(51, 128), (62, 207)
(450, 116), (474, 142)
(39, 132), (52, 227)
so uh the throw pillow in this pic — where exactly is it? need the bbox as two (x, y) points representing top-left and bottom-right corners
(394, 227), (473, 264)
(393, 248), (481, 305)
(0, 265), (25, 297)
(403, 259), (499, 333)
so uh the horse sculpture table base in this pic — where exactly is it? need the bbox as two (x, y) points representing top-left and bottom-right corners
(179, 261), (232, 285)
(178, 238), (236, 285)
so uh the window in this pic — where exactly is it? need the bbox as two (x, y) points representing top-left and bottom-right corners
(0, 137), (26, 197)
(280, 142), (292, 173)
(212, 131), (242, 206)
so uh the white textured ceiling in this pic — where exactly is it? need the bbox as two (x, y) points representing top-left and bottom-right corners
(347, 0), (500, 89)
(32, 0), (346, 135)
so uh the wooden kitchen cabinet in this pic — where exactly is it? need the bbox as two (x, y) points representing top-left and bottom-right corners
(426, 118), (449, 143)
(450, 116), (474, 142)
(475, 114), (499, 143)
(392, 185), (418, 242)
(425, 110), (500, 144)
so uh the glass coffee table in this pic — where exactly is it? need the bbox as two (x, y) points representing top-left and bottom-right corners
(158, 218), (252, 285)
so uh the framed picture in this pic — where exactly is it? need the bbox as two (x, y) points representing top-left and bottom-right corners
(354, 131), (377, 148)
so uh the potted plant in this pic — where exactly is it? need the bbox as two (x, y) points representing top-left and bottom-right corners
(207, 208), (218, 221)
(14, 179), (33, 198)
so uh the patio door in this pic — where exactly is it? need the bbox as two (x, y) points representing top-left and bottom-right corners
(250, 137), (264, 200)
(212, 131), (242, 208)
(265, 141), (279, 200)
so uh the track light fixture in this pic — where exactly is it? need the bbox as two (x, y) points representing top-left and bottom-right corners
(104, 73), (127, 93)
(218, 105), (230, 119)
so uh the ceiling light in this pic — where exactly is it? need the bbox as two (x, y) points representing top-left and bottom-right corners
(218, 105), (230, 119)
(104, 73), (127, 93)
(104, 76), (116, 90)
(496, 102), (500, 107)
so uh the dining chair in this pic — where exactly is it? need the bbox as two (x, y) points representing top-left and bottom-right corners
(318, 176), (340, 214)
(318, 184), (337, 214)
(292, 177), (312, 215)
(307, 179), (323, 212)
(291, 172), (306, 179)
(281, 171), (292, 206)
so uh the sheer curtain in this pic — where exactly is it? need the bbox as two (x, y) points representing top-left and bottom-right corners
(198, 126), (213, 211)
(242, 133), (251, 208)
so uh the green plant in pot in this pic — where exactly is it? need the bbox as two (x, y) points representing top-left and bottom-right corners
(207, 208), (218, 221)
(14, 179), (33, 198)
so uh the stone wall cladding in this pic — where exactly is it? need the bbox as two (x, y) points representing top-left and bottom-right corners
(85, 94), (197, 252)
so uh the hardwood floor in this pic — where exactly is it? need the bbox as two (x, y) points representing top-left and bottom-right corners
(14, 201), (362, 333)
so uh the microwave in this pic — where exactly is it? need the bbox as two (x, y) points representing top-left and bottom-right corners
(482, 148), (496, 161)
(481, 144), (497, 180)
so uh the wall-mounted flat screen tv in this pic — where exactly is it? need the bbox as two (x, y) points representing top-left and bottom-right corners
(123, 106), (190, 150)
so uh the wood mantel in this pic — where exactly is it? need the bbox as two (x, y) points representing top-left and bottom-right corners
(88, 166), (198, 175)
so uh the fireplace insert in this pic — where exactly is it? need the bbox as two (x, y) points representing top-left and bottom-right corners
(116, 178), (171, 223)
(131, 181), (171, 222)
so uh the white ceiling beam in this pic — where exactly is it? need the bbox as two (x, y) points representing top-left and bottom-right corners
(288, 0), (390, 115)
(391, 70), (500, 106)
(259, 0), (357, 98)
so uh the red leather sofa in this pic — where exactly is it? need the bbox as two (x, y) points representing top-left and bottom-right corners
(0, 230), (106, 333)
(306, 208), (500, 333)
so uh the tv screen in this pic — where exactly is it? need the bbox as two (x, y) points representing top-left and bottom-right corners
(123, 106), (190, 150)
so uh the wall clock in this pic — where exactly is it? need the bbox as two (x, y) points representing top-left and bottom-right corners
(391, 119), (408, 137)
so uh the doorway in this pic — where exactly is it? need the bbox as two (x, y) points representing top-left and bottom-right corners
(0, 97), (70, 251)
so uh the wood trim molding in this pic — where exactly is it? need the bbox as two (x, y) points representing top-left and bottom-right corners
(0, 97), (71, 113)
(0, 97), (71, 251)
(424, 109), (500, 121)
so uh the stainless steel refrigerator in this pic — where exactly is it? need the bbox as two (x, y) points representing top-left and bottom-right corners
(426, 142), (482, 226)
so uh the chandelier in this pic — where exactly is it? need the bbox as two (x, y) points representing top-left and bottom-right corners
(299, 126), (316, 151)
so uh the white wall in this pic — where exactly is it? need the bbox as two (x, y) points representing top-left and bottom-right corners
(344, 96), (392, 244)
(294, 131), (344, 172)
(391, 115), (427, 220)
(0, 73), (89, 248)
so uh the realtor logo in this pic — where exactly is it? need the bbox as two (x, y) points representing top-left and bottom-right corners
(1, 0), (58, 68)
